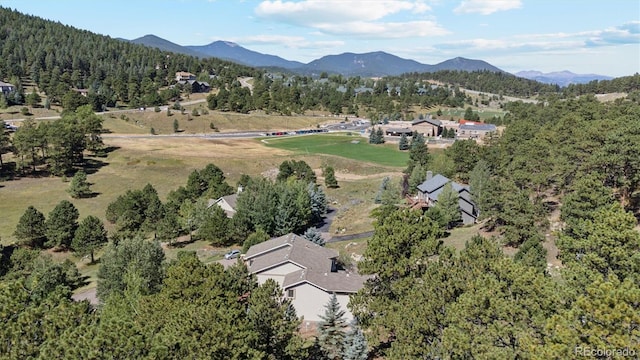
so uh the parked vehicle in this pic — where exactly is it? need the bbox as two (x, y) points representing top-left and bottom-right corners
(224, 249), (241, 260)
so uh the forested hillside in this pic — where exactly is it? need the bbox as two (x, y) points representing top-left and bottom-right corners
(0, 7), (258, 109)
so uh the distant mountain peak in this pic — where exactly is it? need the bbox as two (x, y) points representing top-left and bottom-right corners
(223, 41), (238, 47)
(515, 70), (613, 86)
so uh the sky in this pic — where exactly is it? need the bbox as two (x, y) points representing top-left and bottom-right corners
(2, 0), (639, 77)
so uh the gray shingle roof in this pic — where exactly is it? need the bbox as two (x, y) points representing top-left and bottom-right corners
(459, 123), (497, 132)
(282, 269), (369, 293)
(245, 233), (338, 274)
(417, 174), (450, 194)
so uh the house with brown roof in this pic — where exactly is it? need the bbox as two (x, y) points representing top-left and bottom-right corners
(244, 233), (368, 322)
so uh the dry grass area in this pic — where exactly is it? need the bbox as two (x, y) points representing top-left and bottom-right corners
(109, 108), (329, 135)
(0, 134), (401, 244)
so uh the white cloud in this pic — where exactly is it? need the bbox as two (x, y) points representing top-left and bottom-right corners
(256, 0), (430, 23)
(454, 0), (522, 15)
(434, 22), (640, 57)
(253, 1), (446, 38)
(239, 34), (344, 50)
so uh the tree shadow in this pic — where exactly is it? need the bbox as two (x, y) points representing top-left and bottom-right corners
(91, 146), (120, 158)
(82, 158), (109, 175)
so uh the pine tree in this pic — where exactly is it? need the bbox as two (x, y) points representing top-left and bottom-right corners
(67, 170), (91, 198)
(14, 205), (47, 247)
(434, 182), (461, 229)
(303, 227), (325, 246)
(308, 183), (327, 223)
(317, 293), (348, 360)
(368, 127), (377, 144)
(408, 163), (427, 194)
(71, 215), (108, 263)
(45, 200), (79, 249)
(324, 166), (338, 188)
(343, 319), (368, 360)
(398, 133), (409, 150)
(375, 127), (385, 144)
(173, 118), (179, 132)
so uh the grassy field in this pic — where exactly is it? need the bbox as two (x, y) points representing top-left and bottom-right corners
(262, 133), (410, 167)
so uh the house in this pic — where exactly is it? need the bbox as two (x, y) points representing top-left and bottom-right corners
(457, 123), (497, 140)
(385, 127), (413, 136)
(412, 116), (442, 137)
(207, 193), (239, 218)
(0, 81), (15, 95)
(415, 172), (478, 225)
(175, 71), (196, 82)
(244, 233), (368, 322)
(176, 80), (210, 93)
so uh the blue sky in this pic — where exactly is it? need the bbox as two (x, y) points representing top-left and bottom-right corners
(2, 0), (639, 77)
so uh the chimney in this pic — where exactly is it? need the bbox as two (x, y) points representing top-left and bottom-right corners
(426, 171), (433, 181)
(237, 185), (243, 194)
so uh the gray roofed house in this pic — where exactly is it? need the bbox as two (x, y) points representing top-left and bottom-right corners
(244, 233), (368, 322)
(416, 172), (478, 225)
(458, 123), (497, 140)
(0, 81), (15, 95)
(207, 193), (239, 218)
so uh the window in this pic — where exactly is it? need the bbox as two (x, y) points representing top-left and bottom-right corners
(287, 289), (295, 298)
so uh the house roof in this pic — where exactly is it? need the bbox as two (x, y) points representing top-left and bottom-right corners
(245, 233), (338, 274)
(221, 193), (238, 209)
(0, 81), (15, 87)
(417, 174), (471, 202)
(282, 269), (369, 293)
(412, 118), (441, 127)
(417, 174), (450, 193)
(459, 123), (497, 132)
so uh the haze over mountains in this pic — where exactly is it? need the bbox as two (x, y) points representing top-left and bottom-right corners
(130, 34), (613, 85)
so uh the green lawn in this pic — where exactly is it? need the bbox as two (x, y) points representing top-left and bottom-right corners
(262, 133), (409, 167)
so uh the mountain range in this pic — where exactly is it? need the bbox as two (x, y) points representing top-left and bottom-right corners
(514, 70), (613, 86)
(129, 35), (612, 83)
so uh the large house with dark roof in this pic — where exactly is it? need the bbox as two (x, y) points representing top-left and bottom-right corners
(244, 233), (368, 322)
(415, 172), (478, 225)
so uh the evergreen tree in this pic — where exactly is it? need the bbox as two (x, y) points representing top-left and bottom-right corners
(173, 118), (179, 132)
(344, 319), (368, 360)
(469, 159), (491, 219)
(374, 176), (390, 204)
(0, 120), (9, 169)
(303, 227), (325, 246)
(433, 182), (461, 229)
(317, 293), (348, 360)
(71, 215), (108, 263)
(97, 237), (165, 301)
(324, 166), (338, 188)
(368, 127), (377, 144)
(242, 228), (270, 253)
(375, 127), (385, 144)
(44, 200), (79, 249)
(156, 212), (180, 246)
(398, 133), (409, 150)
(67, 170), (91, 198)
(198, 205), (230, 246)
(308, 182), (328, 224)
(408, 163), (427, 194)
(406, 132), (430, 173)
(14, 206), (46, 247)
